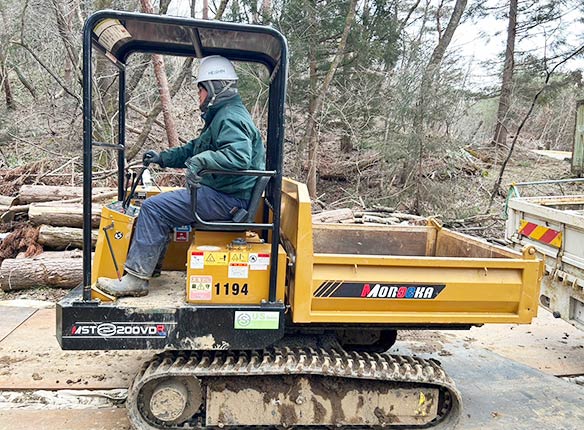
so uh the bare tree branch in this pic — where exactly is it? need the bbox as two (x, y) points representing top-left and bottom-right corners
(12, 41), (81, 104)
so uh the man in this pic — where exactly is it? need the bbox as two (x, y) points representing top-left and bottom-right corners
(98, 55), (265, 297)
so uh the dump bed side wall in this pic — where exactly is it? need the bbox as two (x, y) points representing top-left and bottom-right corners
(281, 179), (542, 325)
(506, 196), (584, 330)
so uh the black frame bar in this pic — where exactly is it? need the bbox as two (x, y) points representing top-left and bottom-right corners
(81, 11), (288, 303)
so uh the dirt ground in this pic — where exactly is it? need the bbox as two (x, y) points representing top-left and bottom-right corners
(397, 307), (584, 377)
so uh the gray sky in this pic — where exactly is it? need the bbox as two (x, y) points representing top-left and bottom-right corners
(453, 2), (584, 88)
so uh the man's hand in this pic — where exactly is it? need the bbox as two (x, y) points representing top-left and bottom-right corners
(142, 150), (162, 166)
(186, 169), (202, 188)
(185, 157), (202, 188)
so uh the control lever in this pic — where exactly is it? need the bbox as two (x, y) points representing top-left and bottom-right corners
(122, 166), (148, 210)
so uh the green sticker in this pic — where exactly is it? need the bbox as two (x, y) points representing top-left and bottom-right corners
(234, 311), (279, 330)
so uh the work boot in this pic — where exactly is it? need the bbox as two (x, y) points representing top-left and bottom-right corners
(97, 273), (149, 297)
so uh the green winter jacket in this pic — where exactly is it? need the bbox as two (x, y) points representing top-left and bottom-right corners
(159, 95), (265, 201)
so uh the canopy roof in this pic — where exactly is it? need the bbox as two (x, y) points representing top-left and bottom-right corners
(88, 10), (286, 71)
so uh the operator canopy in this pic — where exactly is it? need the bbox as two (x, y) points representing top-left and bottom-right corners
(90, 11), (285, 71)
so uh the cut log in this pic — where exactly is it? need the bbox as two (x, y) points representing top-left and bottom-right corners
(391, 212), (426, 221)
(312, 208), (354, 223)
(28, 204), (101, 228)
(16, 249), (84, 259)
(0, 195), (18, 206)
(0, 204), (30, 223)
(18, 185), (115, 204)
(37, 225), (98, 250)
(0, 256), (82, 290)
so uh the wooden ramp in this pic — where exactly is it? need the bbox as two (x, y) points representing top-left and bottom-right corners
(0, 306), (37, 342)
(0, 308), (151, 390)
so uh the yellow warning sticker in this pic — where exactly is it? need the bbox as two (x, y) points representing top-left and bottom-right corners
(229, 251), (249, 263)
(204, 251), (229, 266)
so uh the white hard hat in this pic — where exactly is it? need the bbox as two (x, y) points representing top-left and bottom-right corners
(196, 55), (238, 83)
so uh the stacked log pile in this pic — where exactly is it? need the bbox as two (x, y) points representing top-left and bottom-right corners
(313, 207), (428, 225)
(0, 185), (115, 291)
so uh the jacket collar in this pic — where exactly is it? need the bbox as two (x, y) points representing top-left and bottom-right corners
(201, 94), (242, 126)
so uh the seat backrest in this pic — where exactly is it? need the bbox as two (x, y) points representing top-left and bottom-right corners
(231, 176), (271, 223)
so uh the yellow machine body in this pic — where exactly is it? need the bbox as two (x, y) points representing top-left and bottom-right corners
(186, 231), (286, 304)
(92, 180), (543, 326)
(91, 187), (191, 301)
(91, 205), (134, 301)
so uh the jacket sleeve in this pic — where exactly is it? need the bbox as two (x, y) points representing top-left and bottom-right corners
(187, 118), (252, 173)
(159, 138), (199, 168)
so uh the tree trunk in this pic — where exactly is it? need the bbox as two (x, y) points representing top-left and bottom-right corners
(0, 195), (18, 206)
(28, 204), (102, 228)
(0, 48), (15, 110)
(38, 225), (98, 250)
(305, 0), (358, 199)
(127, 58), (193, 160)
(16, 250), (85, 259)
(492, 0), (517, 147)
(413, 0), (468, 213)
(305, 40), (318, 196)
(203, 0), (209, 19)
(0, 256), (83, 290)
(140, 0), (180, 148)
(215, 0), (230, 20)
(160, 0), (171, 14)
(10, 62), (36, 99)
(340, 133), (353, 153)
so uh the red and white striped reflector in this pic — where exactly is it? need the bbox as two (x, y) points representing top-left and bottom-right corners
(518, 219), (562, 248)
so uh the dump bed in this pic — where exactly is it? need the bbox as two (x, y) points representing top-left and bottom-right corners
(281, 179), (543, 326)
(506, 193), (584, 330)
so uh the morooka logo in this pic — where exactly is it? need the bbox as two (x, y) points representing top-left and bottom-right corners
(360, 283), (444, 299)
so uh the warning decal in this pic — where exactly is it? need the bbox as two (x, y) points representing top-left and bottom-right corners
(205, 251), (229, 266)
(518, 219), (562, 248)
(93, 19), (132, 52)
(249, 253), (270, 271)
(228, 263), (249, 279)
(230, 251), (249, 263)
(189, 276), (212, 301)
(190, 252), (204, 270)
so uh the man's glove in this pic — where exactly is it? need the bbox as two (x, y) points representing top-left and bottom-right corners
(142, 150), (162, 166)
(186, 169), (202, 188)
(185, 157), (202, 188)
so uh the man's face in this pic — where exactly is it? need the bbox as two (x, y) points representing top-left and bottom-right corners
(198, 85), (208, 106)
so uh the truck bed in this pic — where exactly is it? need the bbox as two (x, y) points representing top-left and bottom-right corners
(506, 193), (584, 330)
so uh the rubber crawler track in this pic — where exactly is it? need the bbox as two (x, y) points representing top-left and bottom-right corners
(127, 347), (463, 430)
